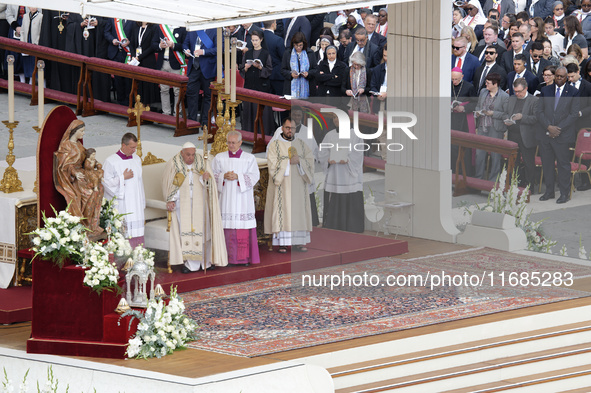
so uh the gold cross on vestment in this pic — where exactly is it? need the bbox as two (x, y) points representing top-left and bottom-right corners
(127, 95), (149, 159)
(199, 125), (213, 160)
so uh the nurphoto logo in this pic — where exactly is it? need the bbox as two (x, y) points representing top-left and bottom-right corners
(310, 108), (418, 152)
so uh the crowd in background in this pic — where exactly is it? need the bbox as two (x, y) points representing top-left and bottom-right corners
(0, 4), (389, 141)
(451, 0), (591, 203)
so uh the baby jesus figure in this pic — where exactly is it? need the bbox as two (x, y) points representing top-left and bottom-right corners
(83, 148), (104, 192)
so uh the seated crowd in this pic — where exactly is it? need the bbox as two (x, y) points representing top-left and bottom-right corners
(451, 0), (591, 204)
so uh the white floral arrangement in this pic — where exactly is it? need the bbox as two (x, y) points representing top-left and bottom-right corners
(104, 232), (132, 258)
(100, 197), (126, 236)
(124, 286), (198, 359)
(468, 168), (556, 253)
(29, 207), (88, 267)
(81, 241), (121, 294)
(131, 244), (155, 270)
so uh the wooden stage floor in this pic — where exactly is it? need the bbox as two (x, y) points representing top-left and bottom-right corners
(2, 233), (590, 380)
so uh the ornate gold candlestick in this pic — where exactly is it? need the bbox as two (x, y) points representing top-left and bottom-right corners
(228, 100), (241, 133)
(210, 93), (232, 156)
(1, 121), (23, 193)
(212, 82), (225, 136)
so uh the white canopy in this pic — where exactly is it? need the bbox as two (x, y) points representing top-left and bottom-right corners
(3, 0), (412, 30)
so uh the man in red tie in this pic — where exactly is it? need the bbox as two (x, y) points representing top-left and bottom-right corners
(452, 36), (480, 82)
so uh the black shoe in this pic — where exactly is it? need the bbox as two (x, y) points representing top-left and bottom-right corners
(181, 266), (192, 274)
(242, 263), (250, 267)
(539, 193), (555, 201)
(577, 183), (591, 191)
(556, 195), (570, 204)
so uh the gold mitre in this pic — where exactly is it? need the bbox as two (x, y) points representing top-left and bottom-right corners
(154, 284), (166, 298)
(115, 298), (131, 314)
(122, 258), (134, 271)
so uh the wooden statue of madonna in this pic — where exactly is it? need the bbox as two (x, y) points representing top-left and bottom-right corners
(53, 120), (105, 239)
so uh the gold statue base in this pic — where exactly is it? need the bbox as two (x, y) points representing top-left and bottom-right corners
(0, 166), (23, 193)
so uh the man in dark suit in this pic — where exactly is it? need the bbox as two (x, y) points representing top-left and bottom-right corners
(518, 24), (534, 52)
(369, 44), (388, 115)
(343, 27), (381, 71)
(528, 42), (550, 83)
(182, 28), (217, 124)
(536, 66), (580, 203)
(283, 16), (311, 47)
(452, 36), (481, 82)
(337, 29), (352, 62)
(528, 0), (555, 19)
(262, 20), (286, 96)
(153, 25), (187, 116)
(500, 32), (530, 74)
(566, 63), (591, 131)
(473, 45), (508, 93)
(360, 14), (386, 50)
(473, 26), (506, 64)
(504, 78), (539, 191)
(507, 54), (539, 95)
(103, 18), (135, 105)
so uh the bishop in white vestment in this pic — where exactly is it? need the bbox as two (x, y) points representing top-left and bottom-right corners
(162, 143), (228, 273)
(264, 118), (315, 252)
(211, 131), (261, 265)
(102, 133), (146, 247)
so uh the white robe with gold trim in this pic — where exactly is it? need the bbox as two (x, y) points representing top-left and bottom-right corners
(162, 152), (227, 269)
(264, 137), (314, 245)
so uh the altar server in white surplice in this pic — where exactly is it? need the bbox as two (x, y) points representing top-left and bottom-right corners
(163, 142), (227, 273)
(264, 117), (314, 253)
(211, 131), (261, 266)
(102, 133), (146, 247)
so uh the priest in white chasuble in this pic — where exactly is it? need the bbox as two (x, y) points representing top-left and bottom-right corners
(211, 131), (261, 265)
(264, 117), (315, 253)
(162, 142), (228, 273)
(102, 133), (146, 247)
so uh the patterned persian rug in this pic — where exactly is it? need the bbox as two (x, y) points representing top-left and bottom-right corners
(183, 248), (591, 357)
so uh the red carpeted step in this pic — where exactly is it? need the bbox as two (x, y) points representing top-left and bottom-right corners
(0, 286), (32, 324)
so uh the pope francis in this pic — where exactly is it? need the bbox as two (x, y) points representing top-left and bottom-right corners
(162, 142), (228, 273)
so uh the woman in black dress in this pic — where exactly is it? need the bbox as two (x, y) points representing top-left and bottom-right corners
(239, 29), (275, 135)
